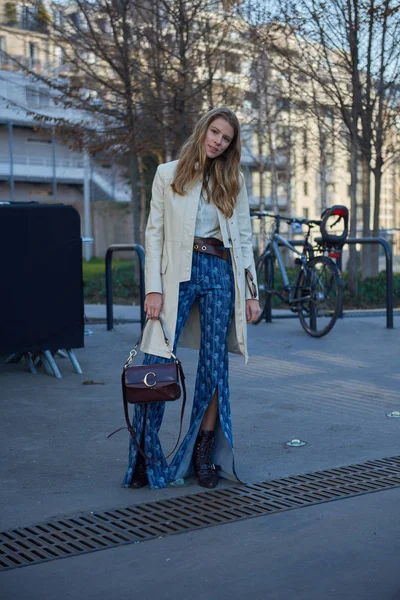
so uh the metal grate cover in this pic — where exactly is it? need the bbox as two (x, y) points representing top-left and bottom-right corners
(2, 455), (400, 571)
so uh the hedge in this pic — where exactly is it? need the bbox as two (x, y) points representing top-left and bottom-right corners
(83, 259), (139, 304)
(83, 258), (399, 308)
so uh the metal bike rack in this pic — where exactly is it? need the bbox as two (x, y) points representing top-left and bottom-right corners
(105, 244), (145, 331)
(260, 237), (394, 329)
(338, 237), (393, 329)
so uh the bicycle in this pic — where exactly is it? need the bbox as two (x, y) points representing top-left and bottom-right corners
(253, 206), (349, 338)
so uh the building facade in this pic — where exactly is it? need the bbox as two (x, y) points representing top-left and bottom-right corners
(1, 1), (399, 263)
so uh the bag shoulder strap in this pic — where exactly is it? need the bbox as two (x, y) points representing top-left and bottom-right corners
(108, 317), (187, 464)
(122, 360), (187, 463)
(108, 360), (187, 464)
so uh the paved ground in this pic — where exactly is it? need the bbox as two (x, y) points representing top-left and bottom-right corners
(1, 311), (399, 599)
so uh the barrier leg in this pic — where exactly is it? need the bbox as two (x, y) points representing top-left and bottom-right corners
(66, 349), (83, 374)
(43, 350), (62, 379)
(5, 353), (22, 364)
(39, 352), (54, 376)
(24, 353), (37, 374)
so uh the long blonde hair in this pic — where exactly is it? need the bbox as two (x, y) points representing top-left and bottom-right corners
(171, 107), (242, 218)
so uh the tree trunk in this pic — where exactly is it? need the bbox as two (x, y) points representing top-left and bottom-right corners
(371, 163), (383, 276)
(370, 0), (388, 277)
(137, 155), (147, 248)
(320, 167), (327, 214)
(129, 151), (141, 245)
(348, 133), (359, 296)
(267, 120), (278, 214)
(319, 134), (327, 215)
(360, 153), (372, 278)
(270, 159), (278, 215)
(257, 126), (264, 212)
(285, 74), (294, 241)
(257, 127), (266, 254)
(286, 148), (293, 241)
(319, 124), (327, 214)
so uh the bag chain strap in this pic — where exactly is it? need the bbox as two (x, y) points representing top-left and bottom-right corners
(124, 317), (178, 368)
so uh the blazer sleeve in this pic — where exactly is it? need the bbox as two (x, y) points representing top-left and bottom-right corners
(236, 178), (259, 301)
(144, 166), (165, 295)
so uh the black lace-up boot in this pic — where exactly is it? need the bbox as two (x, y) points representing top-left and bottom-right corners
(194, 430), (218, 489)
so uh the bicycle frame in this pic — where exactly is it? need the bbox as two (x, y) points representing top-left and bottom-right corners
(254, 210), (346, 336)
(270, 234), (305, 291)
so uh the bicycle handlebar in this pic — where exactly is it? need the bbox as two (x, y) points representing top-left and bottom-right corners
(251, 211), (321, 227)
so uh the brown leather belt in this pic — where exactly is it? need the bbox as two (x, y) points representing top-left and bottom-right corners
(193, 237), (228, 260)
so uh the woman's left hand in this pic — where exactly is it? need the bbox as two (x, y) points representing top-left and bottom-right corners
(246, 299), (261, 323)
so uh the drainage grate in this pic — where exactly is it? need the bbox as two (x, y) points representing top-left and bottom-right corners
(2, 455), (400, 571)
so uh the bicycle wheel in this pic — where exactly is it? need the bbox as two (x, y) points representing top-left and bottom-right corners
(255, 251), (274, 324)
(297, 256), (343, 337)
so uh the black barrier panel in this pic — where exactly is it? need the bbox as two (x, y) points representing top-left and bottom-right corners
(0, 203), (84, 354)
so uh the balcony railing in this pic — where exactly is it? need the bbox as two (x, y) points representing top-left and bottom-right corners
(0, 153), (84, 168)
(1, 19), (50, 34)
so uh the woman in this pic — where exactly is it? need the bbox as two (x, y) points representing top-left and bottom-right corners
(122, 106), (260, 490)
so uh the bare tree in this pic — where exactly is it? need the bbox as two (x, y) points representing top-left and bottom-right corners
(273, 0), (400, 285)
(369, 0), (400, 274)
(136, 0), (240, 155)
(242, 24), (298, 252)
(0, 0), (242, 244)
(244, 1), (362, 295)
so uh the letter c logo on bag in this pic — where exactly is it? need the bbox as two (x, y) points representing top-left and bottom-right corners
(143, 372), (157, 388)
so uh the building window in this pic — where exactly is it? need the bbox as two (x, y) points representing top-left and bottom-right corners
(21, 6), (38, 30)
(303, 128), (308, 150)
(303, 128), (308, 170)
(52, 10), (64, 27)
(224, 52), (241, 74)
(55, 46), (65, 66)
(27, 137), (52, 144)
(25, 86), (51, 107)
(278, 97), (290, 111)
(325, 107), (334, 126)
(244, 91), (259, 110)
(29, 42), (37, 67)
(347, 184), (351, 197)
(26, 86), (38, 106)
(303, 181), (308, 196)
(39, 88), (50, 107)
(303, 208), (309, 219)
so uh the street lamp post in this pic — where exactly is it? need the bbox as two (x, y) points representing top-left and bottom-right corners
(83, 149), (92, 261)
(8, 122), (14, 201)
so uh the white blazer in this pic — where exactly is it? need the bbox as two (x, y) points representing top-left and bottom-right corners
(141, 160), (258, 363)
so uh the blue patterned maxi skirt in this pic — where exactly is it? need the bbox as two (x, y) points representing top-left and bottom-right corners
(122, 251), (240, 489)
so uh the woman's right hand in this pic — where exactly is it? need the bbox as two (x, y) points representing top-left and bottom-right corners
(144, 293), (163, 320)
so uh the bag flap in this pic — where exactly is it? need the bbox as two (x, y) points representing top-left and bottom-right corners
(124, 362), (178, 387)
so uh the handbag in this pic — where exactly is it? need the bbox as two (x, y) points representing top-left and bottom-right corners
(108, 317), (187, 462)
